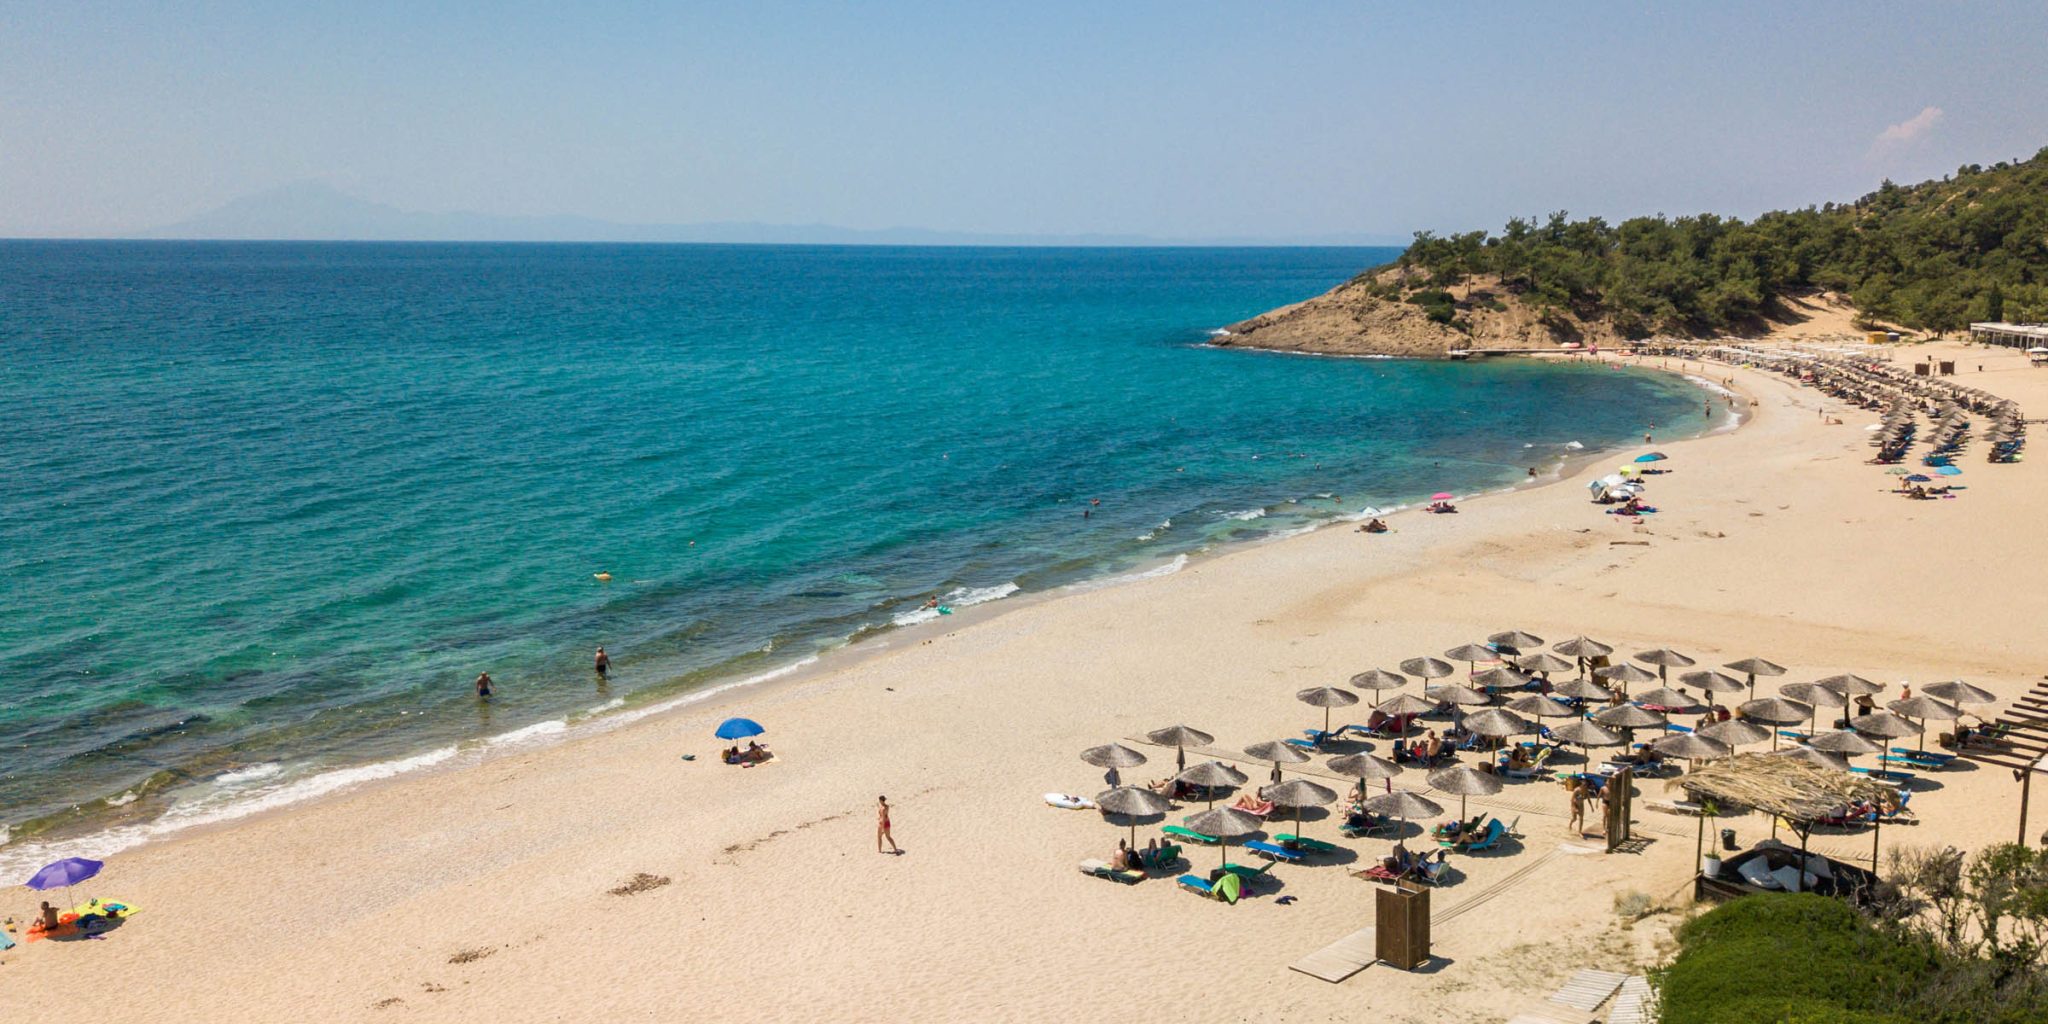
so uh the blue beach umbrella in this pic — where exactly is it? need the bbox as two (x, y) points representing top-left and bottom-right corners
(1905, 474), (1933, 483)
(26, 857), (102, 891)
(1935, 465), (1963, 476)
(714, 717), (766, 740)
(1634, 452), (1667, 463)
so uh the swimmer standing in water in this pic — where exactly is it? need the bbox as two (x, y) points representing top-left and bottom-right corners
(475, 672), (494, 698)
(594, 647), (609, 676)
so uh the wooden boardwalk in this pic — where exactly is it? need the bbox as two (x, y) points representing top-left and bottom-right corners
(1287, 926), (1378, 983)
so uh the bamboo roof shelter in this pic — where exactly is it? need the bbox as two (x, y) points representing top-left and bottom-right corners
(1673, 752), (1898, 886)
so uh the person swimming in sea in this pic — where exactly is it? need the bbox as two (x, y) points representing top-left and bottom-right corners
(475, 672), (494, 698)
(594, 647), (609, 676)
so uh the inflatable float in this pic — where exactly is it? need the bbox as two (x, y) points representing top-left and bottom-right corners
(1044, 793), (1097, 810)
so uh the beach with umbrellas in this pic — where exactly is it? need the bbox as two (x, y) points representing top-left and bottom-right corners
(9, 337), (2048, 1022)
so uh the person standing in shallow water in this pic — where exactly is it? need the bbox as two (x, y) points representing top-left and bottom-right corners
(594, 647), (609, 676)
(877, 795), (901, 854)
(475, 672), (494, 698)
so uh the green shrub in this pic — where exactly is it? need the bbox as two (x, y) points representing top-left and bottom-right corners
(1659, 895), (1936, 1024)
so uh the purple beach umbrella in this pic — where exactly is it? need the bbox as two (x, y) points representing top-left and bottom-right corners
(26, 857), (103, 891)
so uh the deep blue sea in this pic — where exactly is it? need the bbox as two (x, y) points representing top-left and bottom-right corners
(0, 240), (1710, 867)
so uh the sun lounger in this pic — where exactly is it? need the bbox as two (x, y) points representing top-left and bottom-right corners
(1246, 840), (1305, 863)
(1078, 859), (1145, 884)
(1142, 843), (1183, 871)
(1220, 861), (1274, 883)
(1178, 872), (1243, 903)
(1163, 825), (1218, 844)
(1463, 819), (1508, 852)
(1891, 747), (1955, 763)
(1851, 765), (1917, 785)
(1275, 834), (1339, 854)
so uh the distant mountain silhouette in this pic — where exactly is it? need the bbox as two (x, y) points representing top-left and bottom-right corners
(133, 182), (1403, 247)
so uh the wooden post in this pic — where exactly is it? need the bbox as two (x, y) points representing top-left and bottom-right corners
(2022, 769), (2033, 847)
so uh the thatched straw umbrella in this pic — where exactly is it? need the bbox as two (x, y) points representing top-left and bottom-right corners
(1463, 707), (1531, 743)
(1652, 731), (1731, 762)
(1634, 648), (1696, 684)
(1553, 636), (1614, 664)
(1682, 669), (1749, 697)
(1349, 668), (1408, 693)
(1672, 752), (1894, 880)
(1550, 718), (1624, 763)
(1265, 778), (1339, 844)
(1700, 718), (1772, 748)
(1375, 692), (1436, 745)
(1297, 686), (1360, 738)
(1517, 652), (1577, 679)
(1634, 686), (1700, 713)
(1846, 710), (1917, 743)
(1774, 745), (1849, 771)
(1924, 680), (1997, 715)
(1096, 785), (1172, 847)
(1723, 657), (1787, 700)
(1147, 725), (1214, 771)
(1888, 696), (1961, 754)
(1175, 760), (1248, 808)
(1081, 743), (1148, 769)
(1243, 739), (1311, 785)
(1552, 677), (1613, 702)
(1595, 703), (1668, 746)
(1327, 752), (1402, 800)
(1487, 629), (1546, 652)
(1366, 789), (1444, 835)
(1427, 764), (1503, 822)
(1472, 665), (1533, 693)
(1183, 807), (1266, 873)
(1428, 682), (1490, 735)
(1780, 682), (1847, 733)
(1816, 674), (1884, 700)
(1506, 695), (1577, 720)
(1597, 663), (1659, 696)
(1443, 643), (1498, 675)
(1400, 657), (1455, 681)
(1738, 697), (1814, 749)
(1808, 729), (1880, 771)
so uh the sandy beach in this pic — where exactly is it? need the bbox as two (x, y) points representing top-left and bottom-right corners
(9, 338), (2044, 1023)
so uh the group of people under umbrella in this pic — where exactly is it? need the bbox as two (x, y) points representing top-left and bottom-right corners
(1072, 630), (1994, 893)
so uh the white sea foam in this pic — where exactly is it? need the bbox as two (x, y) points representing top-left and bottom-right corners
(215, 762), (284, 785)
(890, 581), (1020, 626)
(579, 697), (627, 717)
(596, 656), (821, 731)
(485, 719), (569, 747)
(0, 744), (463, 879)
(106, 790), (138, 807)
(1068, 553), (1190, 592)
(1220, 508), (1267, 521)
(1136, 517), (1173, 541)
(1565, 440), (1585, 450)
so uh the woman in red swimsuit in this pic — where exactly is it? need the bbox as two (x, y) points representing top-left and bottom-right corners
(877, 795), (901, 854)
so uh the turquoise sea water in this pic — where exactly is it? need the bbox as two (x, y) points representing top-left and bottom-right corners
(0, 241), (1710, 863)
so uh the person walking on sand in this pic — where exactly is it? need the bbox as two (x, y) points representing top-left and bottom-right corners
(1566, 778), (1588, 834)
(475, 672), (494, 698)
(877, 795), (901, 854)
(594, 647), (609, 676)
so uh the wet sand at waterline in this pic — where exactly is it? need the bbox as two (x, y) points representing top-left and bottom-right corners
(11, 339), (2045, 1023)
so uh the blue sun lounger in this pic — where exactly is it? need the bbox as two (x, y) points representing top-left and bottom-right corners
(1178, 872), (1243, 903)
(1245, 840), (1304, 863)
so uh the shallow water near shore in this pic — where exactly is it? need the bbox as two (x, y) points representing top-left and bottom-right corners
(0, 241), (1711, 865)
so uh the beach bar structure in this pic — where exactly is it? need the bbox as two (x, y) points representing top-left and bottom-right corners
(1969, 322), (2048, 350)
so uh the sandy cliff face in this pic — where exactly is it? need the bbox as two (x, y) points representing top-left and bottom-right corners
(1213, 272), (1880, 358)
(1212, 273), (1626, 357)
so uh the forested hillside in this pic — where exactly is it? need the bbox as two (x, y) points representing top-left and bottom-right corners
(1384, 147), (2048, 338)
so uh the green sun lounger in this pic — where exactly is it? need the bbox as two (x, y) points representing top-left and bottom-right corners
(1219, 860), (1274, 883)
(1163, 825), (1218, 844)
(1274, 834), (1339, 854)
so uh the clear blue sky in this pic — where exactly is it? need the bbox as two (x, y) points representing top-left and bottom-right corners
(3, 1), (2045, 239)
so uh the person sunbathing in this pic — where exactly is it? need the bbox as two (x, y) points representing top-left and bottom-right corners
(1234, 793), (1275, 816)
(1345, 803), (1374, 830)
(1383, 841), (1415, 874)
(1360, 517), (1389, 533)
(740, 741), (771, 763)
